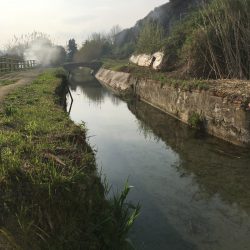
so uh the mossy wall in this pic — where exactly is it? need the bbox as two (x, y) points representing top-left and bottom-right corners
(96, 68), (250, 146)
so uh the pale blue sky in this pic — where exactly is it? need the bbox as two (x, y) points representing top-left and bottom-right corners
(0, 0), (168, 48)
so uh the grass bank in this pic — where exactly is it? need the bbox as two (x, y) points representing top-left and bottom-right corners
(0, 69), (139, 249)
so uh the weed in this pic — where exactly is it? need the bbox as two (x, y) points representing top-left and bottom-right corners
(4, 105), (18, 117)
(188, 112), (204, 130)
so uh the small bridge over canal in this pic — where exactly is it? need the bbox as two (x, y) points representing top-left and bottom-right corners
(63, 61), (102, 72)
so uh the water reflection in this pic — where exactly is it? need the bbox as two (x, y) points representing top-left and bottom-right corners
(67, 68), (250, 250)
(69, 68), (122, 107)
(128, 100), (250, 213)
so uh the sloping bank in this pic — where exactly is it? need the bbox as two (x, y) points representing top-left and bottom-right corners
(0, 69), (138, 249)
(96, 68), (250, 147)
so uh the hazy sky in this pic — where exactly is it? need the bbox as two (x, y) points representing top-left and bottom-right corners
(0, 0), (168, 49)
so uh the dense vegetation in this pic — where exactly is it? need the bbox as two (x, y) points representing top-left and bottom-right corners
(74, 33), (112, 62)
(76, 0), (250, 80)
(161, 0), (250, 79)
(135, 21), (165, 54)
(74, 26), (123, 62)
(0, 69), (139, 249)
(186, 0), (250, 79)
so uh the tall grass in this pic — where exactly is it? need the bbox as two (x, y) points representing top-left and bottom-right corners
(186, 0), (250, 79)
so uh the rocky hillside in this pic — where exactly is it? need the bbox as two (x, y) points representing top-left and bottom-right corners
(115, 0), (207, 46)
(115, 0), (249, 80)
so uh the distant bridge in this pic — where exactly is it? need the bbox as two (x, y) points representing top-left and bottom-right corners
(63, 61), (103, 72)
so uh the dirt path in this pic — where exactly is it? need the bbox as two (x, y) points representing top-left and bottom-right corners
(0, 69), (44, 103)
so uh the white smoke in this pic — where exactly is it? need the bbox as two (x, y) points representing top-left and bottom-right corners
(24, 38), (64, 66)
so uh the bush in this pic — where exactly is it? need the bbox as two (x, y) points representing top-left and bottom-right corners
(112, 42), (136, 59)
(188, 112), (204, 130)
(136, 21), (165, 54)
(162, 12), (200, 71)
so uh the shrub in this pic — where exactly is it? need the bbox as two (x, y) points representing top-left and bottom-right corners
(112, 42), (136, 59)
(136, 21), (165, 54)
(188, 112), (204, 130)
(163, 17), (195, 70)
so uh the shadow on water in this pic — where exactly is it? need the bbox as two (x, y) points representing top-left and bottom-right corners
(69, 68), (122, 107)
(68, 68), (250, 250)
(127, 101), (250, 250)
(128, 99), (250, 213)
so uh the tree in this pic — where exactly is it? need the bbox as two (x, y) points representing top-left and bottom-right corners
(136, 21), (165, 54)
(67, 39), (77, 62)
(5, 32), (51, 59)
(108, 25), (122, 44)
(74, 33), (111, 62)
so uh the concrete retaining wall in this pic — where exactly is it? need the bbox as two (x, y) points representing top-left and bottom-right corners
(96, 68), (250, 146)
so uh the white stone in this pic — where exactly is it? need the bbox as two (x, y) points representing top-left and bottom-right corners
(129, 52), (164, 70)
(130, 54), (153, 67)
(129, 54), (140, 64)
(152, 52), (164, 70)
(137, 54), (153, 67)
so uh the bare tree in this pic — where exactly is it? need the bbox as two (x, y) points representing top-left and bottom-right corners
(108, 25), (122, 44)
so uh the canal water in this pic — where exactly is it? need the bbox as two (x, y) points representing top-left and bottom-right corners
(67, 69), (250, 250)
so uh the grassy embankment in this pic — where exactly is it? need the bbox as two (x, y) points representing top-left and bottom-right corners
(102, 58), (209, 91)
(0, 69), (139, 249)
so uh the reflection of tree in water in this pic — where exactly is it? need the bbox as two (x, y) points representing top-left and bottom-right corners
(69, 68), (122, 107)
(110, 94), (122, 106)
(135, 116), (160, 142)
(70, 68), (105, 105)
(70, 67), (92, 85)
(128, 99), (250, 214)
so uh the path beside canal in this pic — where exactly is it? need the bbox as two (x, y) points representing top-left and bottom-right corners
(0, 69), (43, 103)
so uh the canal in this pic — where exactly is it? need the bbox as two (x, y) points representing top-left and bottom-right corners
(67, 68), (250, 250)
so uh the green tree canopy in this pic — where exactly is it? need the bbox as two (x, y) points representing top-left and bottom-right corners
(67, 39), (77, 62)
(74, 33), (111, 62)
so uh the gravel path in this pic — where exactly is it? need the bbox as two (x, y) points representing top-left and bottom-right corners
(0, 69), (44, 103)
